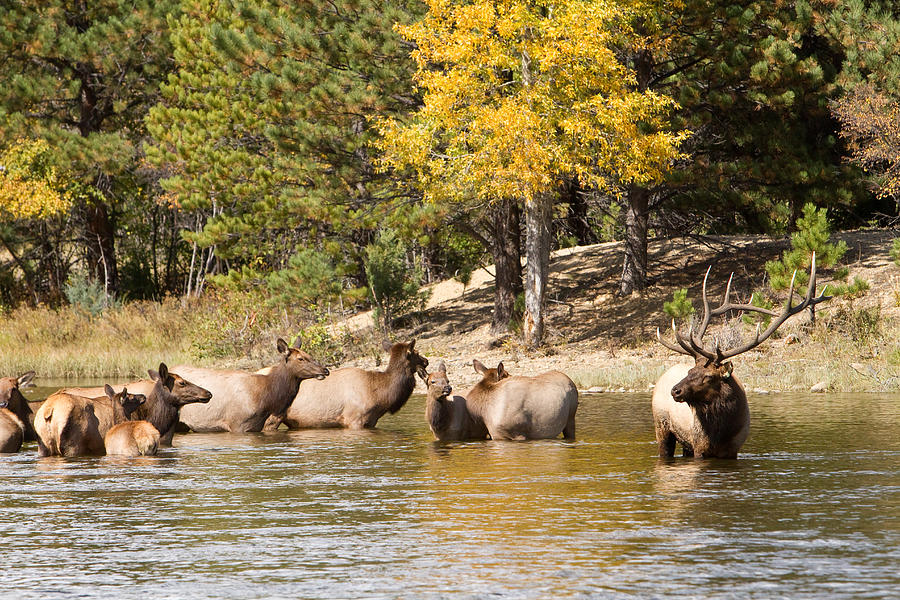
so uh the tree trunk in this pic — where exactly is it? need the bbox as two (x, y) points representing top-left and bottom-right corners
(619, 47), (653, 297)
(523, 192), (552, 348)
(490, 198), (523, 335)
(563, 178), (595, 246)
(620, 184), (650, 296)
(84, 200), (119, 297)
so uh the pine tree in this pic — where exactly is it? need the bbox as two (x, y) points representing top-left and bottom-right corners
(146, 0), (423, 303)
(617, 0), (873, 294)
(0, 0), (179, 296)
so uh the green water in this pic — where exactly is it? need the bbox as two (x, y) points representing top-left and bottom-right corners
(1, 389), (897, 599)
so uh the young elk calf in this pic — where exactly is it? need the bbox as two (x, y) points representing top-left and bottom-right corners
(424, 362), (488, 441)
(104, 385), (160, 456)
(653, 255), (829, 459)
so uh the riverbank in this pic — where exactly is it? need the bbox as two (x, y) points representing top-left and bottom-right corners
(2, 229), (899, 392)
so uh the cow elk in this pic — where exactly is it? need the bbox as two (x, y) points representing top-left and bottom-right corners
(424, 362), (488, 441)
(104, 384), (160, 457)
(62, 363), (213, 446)
(653, 254), (830, 459)
(34, 386), (147, 457)
(279, 339), (428, 430)
(0, 372), (37, 449)
(464, 360), (578, 440)
(176, 338), (329, 433)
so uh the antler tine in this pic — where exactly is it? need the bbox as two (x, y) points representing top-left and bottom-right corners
(656, 325), (692, 356)
(718, 252), (830, 360)
(685, 319), (716, 361)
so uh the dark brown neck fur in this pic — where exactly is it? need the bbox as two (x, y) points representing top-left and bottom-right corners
(9, 389), (37, 441)
(371, 351), (416, 417)
(135, 380), (178, 439)
(691, 378), (748, 447)
(263, 359), (302, 415)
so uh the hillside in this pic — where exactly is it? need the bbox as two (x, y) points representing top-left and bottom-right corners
(339, 229), (900, 393)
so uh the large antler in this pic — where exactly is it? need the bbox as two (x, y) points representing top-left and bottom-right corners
(656, 253), (831, 362)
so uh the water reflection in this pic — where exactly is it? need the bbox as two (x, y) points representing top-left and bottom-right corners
(0, 391), (896, 599)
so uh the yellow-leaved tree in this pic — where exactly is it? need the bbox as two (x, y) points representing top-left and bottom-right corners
(0, 139), (72, 220)
(379, 0), (688, 347)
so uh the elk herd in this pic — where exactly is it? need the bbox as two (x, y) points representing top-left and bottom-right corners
(0, 259), (827, 461)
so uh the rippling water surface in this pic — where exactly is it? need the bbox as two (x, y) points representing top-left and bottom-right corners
(2, 388), (898, 599)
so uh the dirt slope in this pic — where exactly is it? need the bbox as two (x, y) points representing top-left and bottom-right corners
(339, 229), (900, 393)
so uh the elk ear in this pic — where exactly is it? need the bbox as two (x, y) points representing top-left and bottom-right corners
(104, 384), (116, 401)
(721, 361), (734, 379)
(437, 361), (446, 374)
(276, 338), (289, 354)
(293, 337), (302, 350)
(381, 339), (393, 352)
(17, 371), (35, 388)
(408, 338), (416, 351)
(497, 362), (508, 379)
(473, 359), (486, 374)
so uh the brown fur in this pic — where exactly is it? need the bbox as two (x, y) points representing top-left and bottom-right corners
(34, 386), (146, 457)
(424, 362), (489, 441)
(104, 385), (160, 456)
(0, 408), (25, 453)
(463, 360), (578, 440)
(281, 339), (428, 430)
(176, 338), (329, 433)
(105, 422), (160, 456)
(0, 372), (37, 443)
(61, 363), (212, 446)
(651, 358), (750, 459)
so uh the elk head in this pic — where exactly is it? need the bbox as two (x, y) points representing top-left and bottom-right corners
(277, 338), (329, 381)
(149, 363), (213, 406)
(657, 253), (830, 403)
(0, 371), (34, 410)
(383, 338), (429, 380)
(472, 359), (510, 385)
(105, 384), (147, 418)
(425, 362), (453, 400)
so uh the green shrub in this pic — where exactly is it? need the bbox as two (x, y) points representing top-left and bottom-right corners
(364, 229), (429, 333)
(64, 274), (120, 316)
(663, 288), (694, 320)
(765, 203), (848, 290)
(890, 238), (900, 266)
(741, 291), (774, 328)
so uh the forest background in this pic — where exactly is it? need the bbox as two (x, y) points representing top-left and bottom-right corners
(1, 0), (899, 388)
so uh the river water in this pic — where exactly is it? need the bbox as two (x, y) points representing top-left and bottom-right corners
(1, 388), (897, 599)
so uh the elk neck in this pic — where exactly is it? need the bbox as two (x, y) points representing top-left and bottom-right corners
(262, 359), (303, 414)
(371, 353), (417, 415)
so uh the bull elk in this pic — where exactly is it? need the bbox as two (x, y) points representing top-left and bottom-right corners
(653, 254), (830, 459)
(176, 338), (329, 433)
(277, 339), (428, 430)
(462, 360), (578, 441)
(62, 363), (212, 446)
(35, 386), (147, 457)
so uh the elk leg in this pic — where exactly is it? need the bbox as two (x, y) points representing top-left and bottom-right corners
(681, 443), (694, 458)
(657, 430), (676, 457)
(262, 413), (283, 432)
(563, 415), (576, 440)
